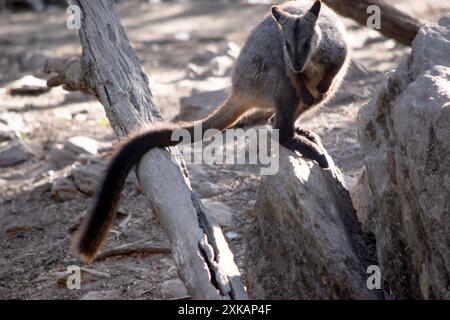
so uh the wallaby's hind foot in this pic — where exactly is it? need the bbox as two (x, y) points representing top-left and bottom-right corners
(295, 127), (322, 147)
(281, 135), (329, 168)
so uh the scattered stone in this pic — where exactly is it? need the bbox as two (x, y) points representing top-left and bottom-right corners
(190, 46), (219, 65)
(28, 179), (52, 199)
(174, 32), (191, 42)
(51, 177), (82, 201)
(47, 142), (78, 167)
(186, 55), (234, 79)
(8, 75), (50, 96)
(0, 112), (30, 142)
(0, 129), (15, 143)
(65, 136), (99, 156)
(0, 140), (33, 167)
(185, 42), (239, 80)
(71, 163), (103, 196)
(209, 55), (234, 77)
(191, 42), (240, 65)
(160, 278), (188, 299)
(221, 41), (240, 59)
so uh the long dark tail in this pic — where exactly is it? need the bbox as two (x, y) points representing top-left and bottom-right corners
(72, 95), (247, 262)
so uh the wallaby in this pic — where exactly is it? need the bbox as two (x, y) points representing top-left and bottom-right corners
(72, 0), (349, 263)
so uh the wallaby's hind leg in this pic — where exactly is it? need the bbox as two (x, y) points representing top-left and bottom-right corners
(273, 91), (328, 168)
(286, 135), (328, 168)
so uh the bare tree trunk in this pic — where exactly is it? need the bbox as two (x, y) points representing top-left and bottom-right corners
(44, 0), (247, 300)
(323, 0), (421, 46)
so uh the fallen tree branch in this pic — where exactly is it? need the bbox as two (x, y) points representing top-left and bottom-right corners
(45, 0), (247, 300)
(323, 0), (422, 46)
(95, 245), (172, 262)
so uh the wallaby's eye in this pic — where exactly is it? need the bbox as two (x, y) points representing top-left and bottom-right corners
(303, 42), (310, 51)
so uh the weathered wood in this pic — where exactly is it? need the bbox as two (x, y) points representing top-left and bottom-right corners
(94, 245), (172, 262)
(323, 0), (421, 46)
(44, 0), (247, 300)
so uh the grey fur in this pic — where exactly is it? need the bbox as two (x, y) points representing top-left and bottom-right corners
(232, 0), (348, 109)
(227, 0), (349, 167)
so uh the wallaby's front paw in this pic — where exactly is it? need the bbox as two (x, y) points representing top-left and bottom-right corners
(317, 83), (329, 94)
(282, 135), (329, 168)
(301, 90), (315, 106)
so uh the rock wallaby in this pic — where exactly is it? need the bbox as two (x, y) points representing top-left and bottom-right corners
(72, 0), (349, 262)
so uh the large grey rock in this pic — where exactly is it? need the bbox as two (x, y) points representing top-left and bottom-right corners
(356, 17), (450, 299)
(245, 149), (380, 299)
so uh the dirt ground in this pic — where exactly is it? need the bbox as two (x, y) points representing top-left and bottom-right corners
(0, 0), (448, 299)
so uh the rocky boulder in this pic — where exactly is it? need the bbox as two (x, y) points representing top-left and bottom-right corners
(245, 149), (381, 299)
(355, 16), (450, 299)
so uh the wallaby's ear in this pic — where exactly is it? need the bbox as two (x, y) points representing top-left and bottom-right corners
(305, 0), (321, 22)
(271, 6), (289, 26)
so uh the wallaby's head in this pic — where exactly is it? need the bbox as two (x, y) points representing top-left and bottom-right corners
(271, 0), (322, 73)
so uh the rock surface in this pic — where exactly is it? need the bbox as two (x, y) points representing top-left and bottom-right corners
(0, 140), (33, 167)
(245, 149), (380, 299)
(356, 17), (450, 299)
